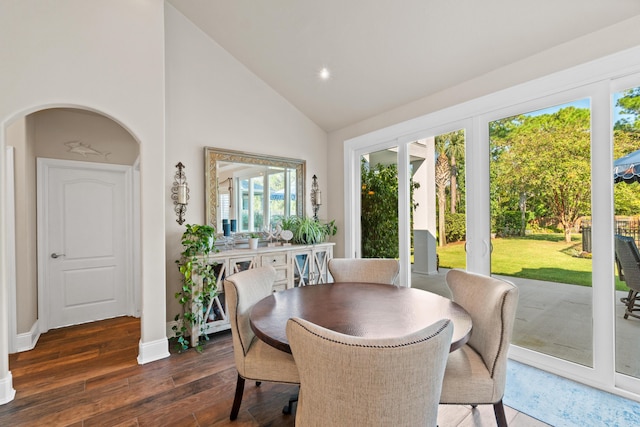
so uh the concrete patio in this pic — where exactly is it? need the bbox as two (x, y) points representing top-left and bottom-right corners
(411, 268), (640, 378)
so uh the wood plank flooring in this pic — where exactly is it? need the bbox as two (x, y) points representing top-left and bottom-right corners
(0, 317), (549, 426)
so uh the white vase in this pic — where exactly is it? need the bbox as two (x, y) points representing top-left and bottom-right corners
(249, 238), (259, 250)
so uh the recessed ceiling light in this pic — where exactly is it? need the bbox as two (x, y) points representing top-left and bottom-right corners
(319, 67), (331, 80)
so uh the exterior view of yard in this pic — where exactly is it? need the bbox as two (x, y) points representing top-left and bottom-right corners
(436, 233), (627, 291)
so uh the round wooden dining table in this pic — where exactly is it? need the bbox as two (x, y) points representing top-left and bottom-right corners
(249, 282), (472, 353)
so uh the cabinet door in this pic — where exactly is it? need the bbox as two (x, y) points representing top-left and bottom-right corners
(191, 262), (228, 347)
(312, 245), (333, 284)
(292, 250), (312, 286)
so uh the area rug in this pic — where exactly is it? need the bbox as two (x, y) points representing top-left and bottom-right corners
(504, 360), (640, 426)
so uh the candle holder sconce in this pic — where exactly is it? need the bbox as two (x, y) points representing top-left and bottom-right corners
(311, 174), (322, 221)
(172, 162), (189, 225)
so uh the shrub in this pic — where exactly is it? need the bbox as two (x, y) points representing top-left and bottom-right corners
(445, 213), (466, 242)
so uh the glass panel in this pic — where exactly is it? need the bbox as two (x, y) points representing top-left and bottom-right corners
(293, 252), (310, 287)
(613, 85), (640, 379)
(268, 170), (284, 226)
(239, 178), (249, 231)
(434, 130), (466, 272)
(408, 131), (467, 280)
(490, 100), (593, 366)
(360, 147), (399, 258)
(288, 168), (297, 217)
(250, 176), (264, 231)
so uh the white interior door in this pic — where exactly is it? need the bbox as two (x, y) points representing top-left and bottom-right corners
(37, 158), (133, 331)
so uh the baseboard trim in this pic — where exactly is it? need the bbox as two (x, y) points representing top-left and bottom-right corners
(0, 372), (16, 405)
(14, 321), (40, 353)
(137, 337), (170, 365)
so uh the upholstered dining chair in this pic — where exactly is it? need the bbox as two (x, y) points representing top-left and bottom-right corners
(328, 258), (400, 285)
(286, 317), (453, 427)
(614, 234), (640, 320)
(439, 269), (519, 427)
(224, 266), (300, 420)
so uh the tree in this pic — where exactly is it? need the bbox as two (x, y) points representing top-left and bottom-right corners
(434, 130), (465, 216)
(615, 87), (640, 131)
(490, 116), (536, 236)
(434, 151), (450, 246)
(445, 130), (465, 214)
(360, 158), (420, 258)
(491, 107), (591, 242)
(361, 160), (400, 258)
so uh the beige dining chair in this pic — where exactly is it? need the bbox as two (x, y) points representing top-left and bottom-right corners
(328, 258), (400, 285)
(286, 317), (453, 427)
(439, 269), (519, 427)
(224, 266), (300, 420)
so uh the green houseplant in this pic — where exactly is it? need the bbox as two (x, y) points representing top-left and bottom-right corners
(173, 224), (218, 352)
(281, 215), (337, 245)
(248, 232), (260, 249)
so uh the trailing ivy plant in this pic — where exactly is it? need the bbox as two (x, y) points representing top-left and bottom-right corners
(173, 224), (218, 352)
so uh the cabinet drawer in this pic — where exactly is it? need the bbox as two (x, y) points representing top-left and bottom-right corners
(274, 267), (288, 282)
(272, 282), (287, 293)
(261, 253), (288, 267)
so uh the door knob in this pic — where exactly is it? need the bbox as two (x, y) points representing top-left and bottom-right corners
(51, 253), (65, 259)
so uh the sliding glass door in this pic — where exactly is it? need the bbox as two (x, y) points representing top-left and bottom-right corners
(489, 99), (594, 367)
(612, 81), (640, 381)
(345, 53), (640, 400)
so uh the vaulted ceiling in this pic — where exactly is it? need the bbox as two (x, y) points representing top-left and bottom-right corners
(168, 0), (640, 132)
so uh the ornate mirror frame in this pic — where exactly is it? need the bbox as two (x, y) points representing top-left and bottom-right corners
(204, 147), (306, 229)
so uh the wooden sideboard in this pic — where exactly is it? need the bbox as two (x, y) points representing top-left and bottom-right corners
(189, 242), (334, 347)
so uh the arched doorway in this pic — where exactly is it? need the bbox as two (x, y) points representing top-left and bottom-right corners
(5, 106), (140, 352)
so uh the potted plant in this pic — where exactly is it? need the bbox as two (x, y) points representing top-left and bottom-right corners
(173, 224), (218, 352)
(248, 232), (260, 250)
(281, 215), (337, 245)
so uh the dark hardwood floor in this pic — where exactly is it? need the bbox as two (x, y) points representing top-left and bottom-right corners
(0, 316), (547, 426)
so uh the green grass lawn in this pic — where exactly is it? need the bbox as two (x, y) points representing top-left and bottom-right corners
(437, 233), (627, 290)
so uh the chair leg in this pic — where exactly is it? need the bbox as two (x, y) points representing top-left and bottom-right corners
(623, 290), (640, 320)
(493, 400), (508, 427)
(282, 387), (299, 415)
(230, 374), (245, 420)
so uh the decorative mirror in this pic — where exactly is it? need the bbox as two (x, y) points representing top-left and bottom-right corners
(205, 147), (305, 234)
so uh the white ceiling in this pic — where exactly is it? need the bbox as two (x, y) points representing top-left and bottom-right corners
(168, 0), (640, 132)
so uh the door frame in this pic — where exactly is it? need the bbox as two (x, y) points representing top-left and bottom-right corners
(5, 148), (16, 353)
(36, 158), (136, 334)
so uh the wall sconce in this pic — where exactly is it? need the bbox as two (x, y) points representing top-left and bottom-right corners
(311, 174), (322, 221)
(172, 162), (189, 225)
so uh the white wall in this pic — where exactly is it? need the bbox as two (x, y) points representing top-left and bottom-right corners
(326, 16), (640, 257)
(0, 0), (167, 402)
(164, 4), (328, 320)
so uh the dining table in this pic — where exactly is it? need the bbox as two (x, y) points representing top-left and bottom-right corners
(249, 282), (472, 353)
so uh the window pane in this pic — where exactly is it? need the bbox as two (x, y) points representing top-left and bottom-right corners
(360, 148), (399, 258)
(251, 176), (264, 231)
(489, 100), (593, 367)
(268, 170), (285, 227)
(613, 85), (640, 379)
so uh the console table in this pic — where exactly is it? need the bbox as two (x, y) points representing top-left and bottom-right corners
(189, 242), (334, 346)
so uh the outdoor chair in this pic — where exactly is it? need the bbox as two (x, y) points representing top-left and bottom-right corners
(328, 258), (400, 285)
(439, 269), (519, 427)
(614, 234), (640, 320)
(286, 317), (453, 427)
(224, 266), (300, 420)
